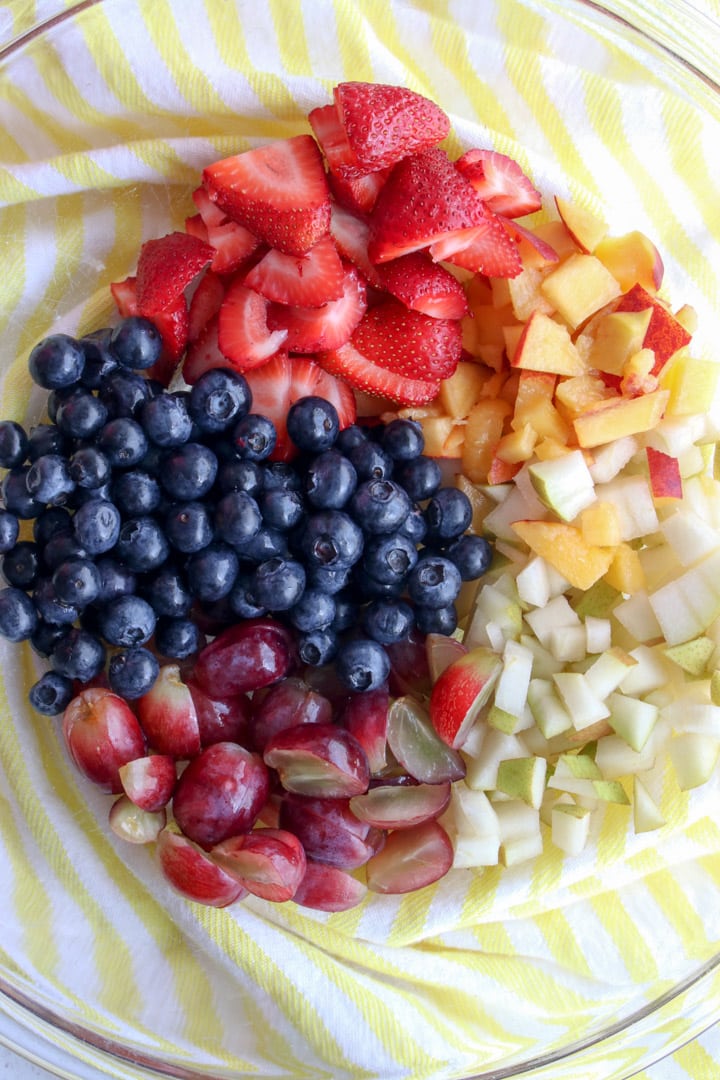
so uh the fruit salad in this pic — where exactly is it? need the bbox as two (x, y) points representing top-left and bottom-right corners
(0, 80), (718, 912)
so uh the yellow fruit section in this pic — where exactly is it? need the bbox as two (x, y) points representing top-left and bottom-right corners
(511, 520), (615, 590)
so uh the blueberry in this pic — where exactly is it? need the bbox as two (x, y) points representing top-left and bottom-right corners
(79, 328), (118, 388)
(288, 587), (335, 632)
(305, 564), (352, 595)
(111, 469), (161, 516)
(259, 488), (305, 531)
(231, 414), (276, 462)
(407, 554), (462, 608)
(262, 462), (301, 492)
(1, 467), (44, 519)
(0, 586), (38, 641)
(0, 420), (28, 468)
(335, 424), (368, 455)
(154, 616), (203, 659)
(31, 577), (79, 626)
(188, 367), (252, 433)
(424, 487), (473, 543)
(300, 510), (364, 569)
(25, 453), (75, 504)
(305, 449), (357, 509)
(30, 620), (70, 658)
(233, 525), (289, 565)
(98, 594), (157, 646)
(55, 388), (108, 439)
(72, 498), (121, 555)
(28, 334), (85, 389)
(97, 417), (149, 469)
(165, 501), (215, 554)
(347, 439), (394, 481)
(143, 564), (191, 618)
(1, 541), (40, 589)
(393, 456), (442, 502)
(217, 459), (264, 497)
(445, 534), (493, 580)
(108, 646), (159, 698)
(362, 598), (415, 645)
(286, 396), (339, 453)
(137, 442), (167, 478)
(186, 541), (239, 602)
(214, 490), (262, 547)
(99, 368), (153, 418)
(51, 627), (105, 683)
(33, 507), (72, 547)
(109, 316), (163, 370)
(52, 558), (102, 608)
(336, 636), (390, 693)
(0, 510), (19, 554)
(140, 392), (194, 447)
(228, 574), (267, 619)
(397, 507), (427, 546)
(250, 557), (306, 611)
(161, 442), (218, 501)
(349, 479), (412, 535)
(330, 595), (359, 634)
(114, 516), (169, 571)
(380, 418), (424, 461)
(40, 531), (87, 571)
(297, 628), (338, 666)
(362, 532), (418, 586)
(28, 671), (75, 715)
(94, 557), (137, 604)
(415, 603), (458, 636)
(68, 446), (112, 490)
(26, 423), (70, 462)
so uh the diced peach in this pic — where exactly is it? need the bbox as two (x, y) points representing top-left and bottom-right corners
(531, 219), (579, 261)
(554, 374), (616, 419)
(465, 275), (494, 308)
(587, 309), (653, 375)
(615, 285), (692, 374)
(461, 398), (512, 483)
(540, 253), (622, 329)
(533, 436), (571, 460)
(573, 390), (669, 448)
(507, 267), (556, 322)
(487, 454), (521, 485)
(503, 323), (524, 363)
(462, 303), (516, 355)
(580, 500), (622, 547)
(674, 304), (698, 335)
(646, 446), (682, 500)
(594, 231), (664, 293)
(494, 423), (537, 464)
(511, 311), (586, 376)
(443, 424), (466, 458)
(455, 473), (495, 532)
(511, 519), (615, 590)
(620, 349), (658, 398)
(439, 360), (494, 418)
(555, 196), (608, 253)
(603, 543), (646, 594)
(419, 416), (461, 458)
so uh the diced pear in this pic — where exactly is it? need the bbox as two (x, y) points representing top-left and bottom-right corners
(583, 647), (638, 700)
(711, 670), (720, 706)
(540, 253), (621, 329)
(554, 196), (607, 253)
(511, 310), (586, 376)
(613, 591), (664, 643)
(519, 634), (565, 679)
(668, 732), (720, 790)
(515, 556), (551, 608)
(527, 679), (574, 738)
(523, 593), (581, 648)
(663, 636), (715, 676)
(448, 782), (500, 838)
(606, 692), (659, 752)
(552, 672), (610, 730)
(464, 729), (529, 791)
(495, 755), (547, 809)
(493, 638), (534, 721)
(572, 578), (621, 619)
(632, 775), (666, 833)
(584, 616), (612, 654)
(660, 507), (720, 567)
(464, 582), (523, 649)
(500, 830), (544, 867)
(551, 801), (592, 855)
(528, 449), (596, 522)
(593, 474), (659, 541)
(451, 832), (501, 868)
(586, 435), (640, 484)
(511, 519), (615, 591)
(649, 548), (720, 645)
(547, 624), (587, 663)
(587, 309), (653, 375)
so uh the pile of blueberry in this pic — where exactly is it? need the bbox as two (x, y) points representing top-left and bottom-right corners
(0, 315), (492, 715)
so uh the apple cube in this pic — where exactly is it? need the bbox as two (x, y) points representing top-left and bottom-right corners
(511, 310), (586, 376)
(646, 446), (682, 500)
(540, 253), (621, 329)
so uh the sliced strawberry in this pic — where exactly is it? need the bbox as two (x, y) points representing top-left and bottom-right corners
(376, 252), (469, 319)
(333, 82), (450, 174)
(308, 103), (360, 176)
(266, 264), (367, 353)
(192, 185), (227, 229)
(329, 205), (384, 288)
(217, 278), (288, 370)
(351, 299), (462, 380)
(318, 342), (440, 407)
(202, 135), (331, 256)
(455, 148), (542, 218)
(185, 213), (209, 241)
(135, 231), (214, 316)
(206, 219), (260, 275)
(243, 353), (356, 461)
(188, 270), (226, 343)
(244, 234), (345, 307)
(429, 202), (522, 278)
(183, 315), (228, 385)
(327, 166), (390, 216)
(110, 275), (139, 318)
(498, 215), (559, 268)
(368, 147), (490, 263)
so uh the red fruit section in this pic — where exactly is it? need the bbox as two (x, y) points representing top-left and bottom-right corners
(190, 618), (295, 698)
(172, 742), (270, 848)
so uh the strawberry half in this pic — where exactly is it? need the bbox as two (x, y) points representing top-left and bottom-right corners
(498, 215), (559, 269)
(376, 252), (469, 319)
(327, 166), (390, 216)
(329, 205), (384, 288)
(308, 103), (359, 176)
(135, 231), (214, 316)
(243, 353), (356, 461)
(351, 299), (462, 380)
(188, 270), (226, 343)
(333, 82), (450, 175)
(244, 234), (345, 307)
(182, 315), (226, 385)
(202, 135), (331, 257)
(430, 202), (522, 278)
(266, 264), (367, 352)
(367, 147), (490, 263)
(455, 148), (542, 218)
(217, 278), (288, 370)
(318, 342), (440, 407)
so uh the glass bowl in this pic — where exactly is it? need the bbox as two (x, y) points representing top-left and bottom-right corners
(1, 1), (720, 1077)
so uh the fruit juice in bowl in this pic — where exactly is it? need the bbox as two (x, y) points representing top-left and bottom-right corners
(3, 2), (720, 1079)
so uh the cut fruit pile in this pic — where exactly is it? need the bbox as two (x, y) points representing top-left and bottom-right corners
(5, 80), (720, 909)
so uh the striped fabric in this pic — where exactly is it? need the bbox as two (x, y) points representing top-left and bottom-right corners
(1, 2), (720, 1078)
